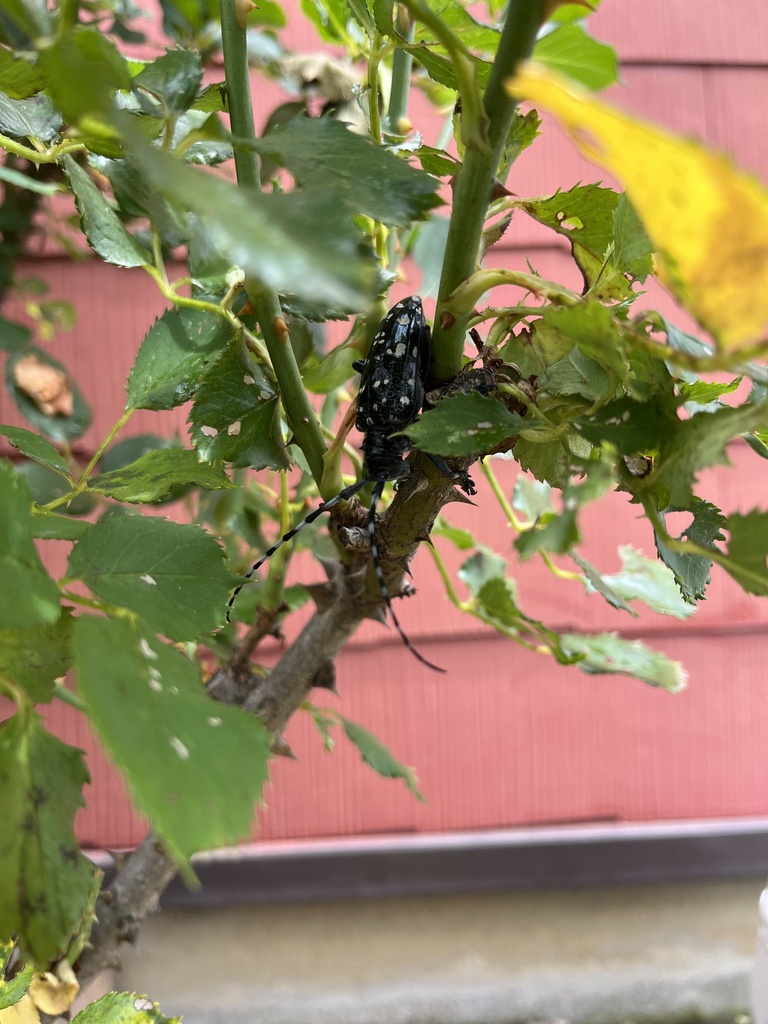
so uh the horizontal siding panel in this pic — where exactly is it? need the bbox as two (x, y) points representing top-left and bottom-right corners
(591, 0), (768, 65)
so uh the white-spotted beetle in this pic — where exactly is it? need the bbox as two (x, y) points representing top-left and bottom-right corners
(227, 296), (471, 672)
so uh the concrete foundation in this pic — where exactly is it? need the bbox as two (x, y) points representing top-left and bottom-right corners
(118, 879), (761, 1023)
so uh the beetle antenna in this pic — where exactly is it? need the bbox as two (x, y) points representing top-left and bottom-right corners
(367, 478), (446, 674)
(227, 476), (371, 621)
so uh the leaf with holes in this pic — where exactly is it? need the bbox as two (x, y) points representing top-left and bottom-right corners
(654, 499), (726, 603)
(73, 616), (271, 864)
(72, 991), (180, 1023)
(340, 716), (425, 801)
(0, 713), (98, 967)
(188, 344), (288, 470)
(89, 449), (233, 503)
(127, 308), (235, 411)
(67, 512), (234, 641)
(403, 392), (527, 456)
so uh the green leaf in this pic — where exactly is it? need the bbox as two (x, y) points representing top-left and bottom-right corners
(416, 146), (460, 177)
(403, 392), (527, 456)
(67, 511), (233, 641)
(515, 507), (577, 559)
(299, 0), (351, 44)
(745, 427), (768, 459)
(0, 713), (98, 966)
(251, 117), (441, 227)
(411, 213), (450, 298)
(62, 155), (149, 269)
(372, 0), (393, 36)
(577, 396), (676, 455)
(0, 315), (32, 352)
(39, 25), (131, 125)
(0, 52), (45, 100)
(721, 510), (768, 596)
(678, 377), (742, 405)
(533, 23), (618, 91)
(458, 547), (508, 594)
(654, 499), (725, 603)
(71, 991), (180, 1023)
(503, 108), (542, 167)
(0, 164), (60, 195)
(126, 308), (235, 411)
(0, 461), (60, 628)
(121, 124), (379, 311)
(301, 343), (358, 394)
(0, 608), (73, 703)
(511, 475), (555, 521)
(651, 400), (768, 505)
(188, 344), (289, 471)
(515, 461), (612, 559)
(134, 50), (203, 115)
(5, 347), (92, 444)
(30, 509), (91, 540)
(89, 449), (233, 503)
(0, 0), (52, 39)
(520, 184), (633, 299)
(613, 193), (653, 282)
(15, 462), (94, 518)
(0, 940), (34, 1010)
(432, 520), (476, 551)
(513, 437), (571, 489)
(541, 348), (610, 404)
(548, 302), (629, 381)
(340, 716), (425, 801)
(577, 546), (695, 619)
(0, 425), (71, 479)
(73, 616), (271, 863)
(0, 92), (61, 141)
(559, 632), (687, 691)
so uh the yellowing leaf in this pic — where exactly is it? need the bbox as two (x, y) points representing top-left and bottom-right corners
(0, 995), (40, 1024)
(507, 64), (768, 351)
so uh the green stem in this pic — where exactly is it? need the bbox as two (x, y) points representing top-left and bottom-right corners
(386, 10), (415, 132)
(426, 542), (467, 608)
(54, 682), (86, 712)
(0, 133), (86, 163)
(400, 0), (487, 151)
(368, 32), (383, 142)
(42, 409), (133, 511)
(480, 459), (526, 531)
(219, 0), (327, 488)
(430, 0), (546, 380)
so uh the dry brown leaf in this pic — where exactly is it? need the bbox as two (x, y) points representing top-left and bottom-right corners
(28, 962), (79, 1016)
(13, 354), (74, 417)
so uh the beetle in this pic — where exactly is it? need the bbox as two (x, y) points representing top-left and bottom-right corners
(227, 296), (471, 672)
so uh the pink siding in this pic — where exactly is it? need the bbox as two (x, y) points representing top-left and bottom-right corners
(2, 0), (768, 849)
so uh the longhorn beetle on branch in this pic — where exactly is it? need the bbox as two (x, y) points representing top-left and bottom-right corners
(227, 296), (475, 672)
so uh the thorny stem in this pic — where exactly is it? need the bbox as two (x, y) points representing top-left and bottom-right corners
(0, 132), (86, 163)
(219, 0), (327, 487)
(430, 0), (546, 380)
